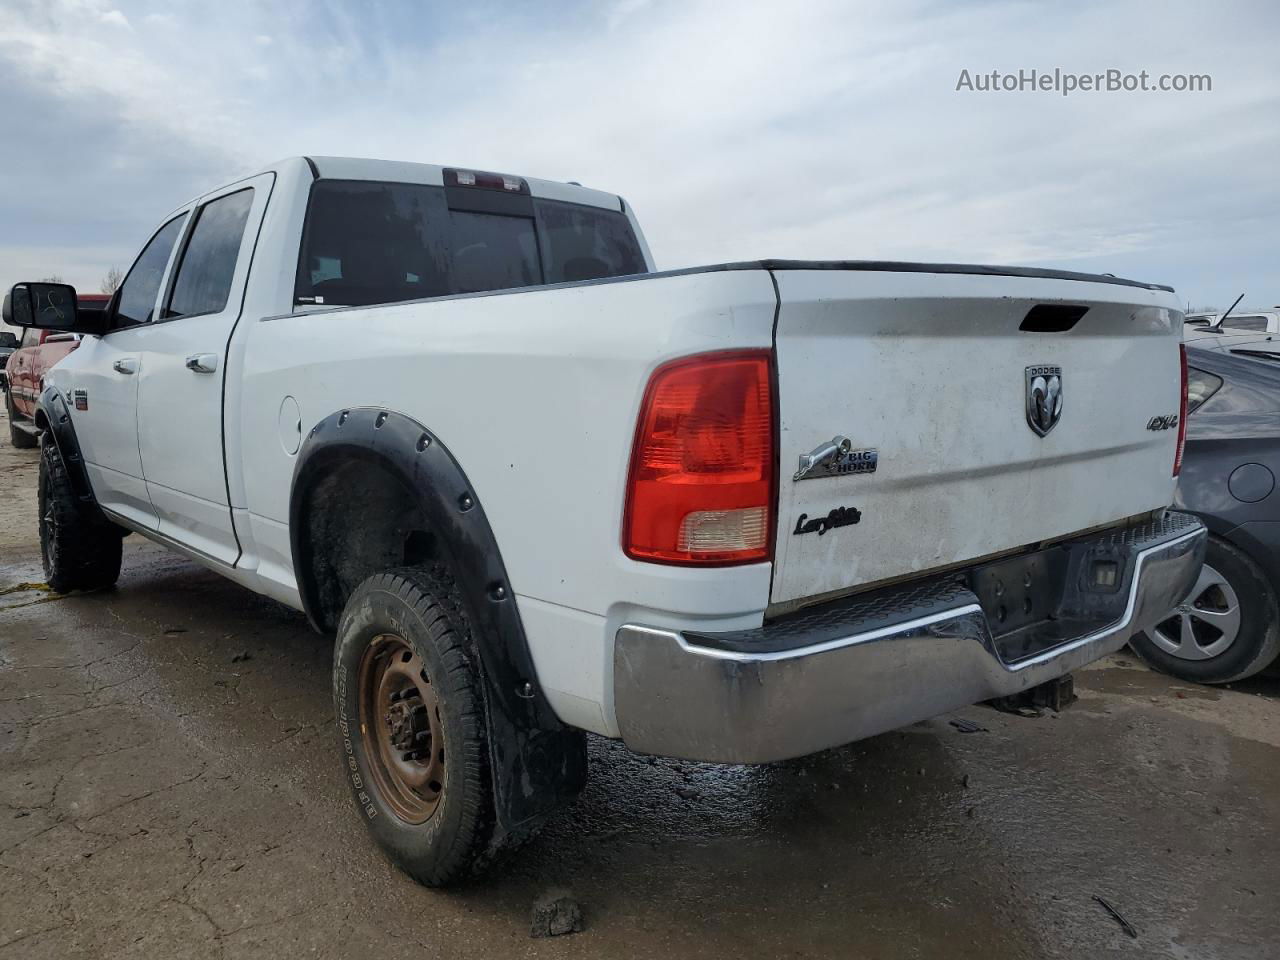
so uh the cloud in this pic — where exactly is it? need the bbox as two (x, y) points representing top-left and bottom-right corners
(0, 0), (1277, 309)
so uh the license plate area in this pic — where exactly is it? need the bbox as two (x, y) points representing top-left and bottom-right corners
(968, 547), (1070, 639)
(967, 536), (1134, 663)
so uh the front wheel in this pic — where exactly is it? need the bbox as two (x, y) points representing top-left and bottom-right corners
(39, 438), (122, 593)
(1131, 537), (1280, 684)
(333, 567), (496, 886)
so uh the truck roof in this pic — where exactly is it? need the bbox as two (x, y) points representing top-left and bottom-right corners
(271, 155), (625, 212)
(158, 156), (635, 262)
(169, 157), (1171, 295)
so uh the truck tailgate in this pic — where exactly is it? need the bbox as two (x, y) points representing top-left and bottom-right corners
(770, 267), (1183, 608)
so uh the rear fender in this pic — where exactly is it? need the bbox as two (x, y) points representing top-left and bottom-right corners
(290, 407), (587, 835)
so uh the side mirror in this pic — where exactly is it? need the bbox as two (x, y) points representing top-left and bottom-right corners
(0, 332), (18, 349)
(2, 282), (100, 335)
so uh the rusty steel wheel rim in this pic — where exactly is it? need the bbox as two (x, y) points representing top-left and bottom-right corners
(357, 633), (446, 824)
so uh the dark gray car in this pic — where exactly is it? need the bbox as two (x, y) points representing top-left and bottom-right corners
(1131, 346), (1280, 682)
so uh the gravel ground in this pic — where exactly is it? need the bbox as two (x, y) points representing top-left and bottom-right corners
(2, 406), (1278, 959)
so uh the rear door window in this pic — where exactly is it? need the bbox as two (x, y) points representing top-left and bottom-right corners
(166, 188), (255, 319)
(115, 214), (187, 327)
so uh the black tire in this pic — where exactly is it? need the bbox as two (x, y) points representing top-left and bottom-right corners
(1131, 536), (1280, 684)
(38, 437), (123, 593)
(7, 392), (37, 448)
(333, 566), (496, 886)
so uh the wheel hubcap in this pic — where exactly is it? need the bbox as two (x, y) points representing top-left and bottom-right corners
(1149, 562), (1242, 661)
(357, 634), (445, 824)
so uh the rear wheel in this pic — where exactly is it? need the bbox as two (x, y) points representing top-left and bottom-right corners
(7, 392), (36, 448)
(333, 567), (495, 886)
(39, 437), (122, 593)
(1131, 537), (1280, 684)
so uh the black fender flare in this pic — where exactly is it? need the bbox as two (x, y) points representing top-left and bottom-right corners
(289, 407), (587, 834)
(36, 385), (109, 522)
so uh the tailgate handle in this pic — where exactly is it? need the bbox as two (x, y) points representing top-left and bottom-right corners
(1020, 304), (1089, 333)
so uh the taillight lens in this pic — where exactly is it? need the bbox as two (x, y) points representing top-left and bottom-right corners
(1174, 343), (1188, 476)
(624, 350), (776, 565)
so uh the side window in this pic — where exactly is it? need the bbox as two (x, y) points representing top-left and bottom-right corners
(1187, 367), (1223, 414)
(166, 188), (255, 319)
(115, 215), (187, 328)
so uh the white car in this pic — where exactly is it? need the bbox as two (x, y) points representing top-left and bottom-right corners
(3, 156), (1206, 885)
(1186, 309), (1280, 334)
(1184, 324), (1280, 358)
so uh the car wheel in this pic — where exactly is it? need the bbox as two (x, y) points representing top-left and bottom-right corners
(1131, 536), (1280, 684)
(7, 391), (37, 449)
(332, 566), (497, 886)
(39, 437), (123, 593)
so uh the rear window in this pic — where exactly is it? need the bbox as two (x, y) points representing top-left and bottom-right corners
(1224, 315), (1270, 332)
(294, 180), (646, 308)
(450, 211), (541, 294)
(534, 199), (647, 283)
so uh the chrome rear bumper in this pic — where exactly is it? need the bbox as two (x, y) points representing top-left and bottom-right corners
(613, 512), (1205, 763)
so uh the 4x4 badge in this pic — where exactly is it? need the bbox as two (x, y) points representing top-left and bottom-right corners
(1025, 365), (1063, 437)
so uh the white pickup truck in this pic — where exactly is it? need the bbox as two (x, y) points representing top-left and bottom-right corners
(4, 156), (1205, 885)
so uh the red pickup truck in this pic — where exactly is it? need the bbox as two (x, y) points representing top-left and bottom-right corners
(5, 293), (110, 447)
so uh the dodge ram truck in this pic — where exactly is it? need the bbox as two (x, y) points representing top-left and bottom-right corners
(2, 156), (1206, 886)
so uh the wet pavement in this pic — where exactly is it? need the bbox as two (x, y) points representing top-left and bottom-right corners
(2, 416), (1279, 958)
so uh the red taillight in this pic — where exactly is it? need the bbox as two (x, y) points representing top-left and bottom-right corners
(1174, 343), (1188, 476)
(624, 350), (776, 565)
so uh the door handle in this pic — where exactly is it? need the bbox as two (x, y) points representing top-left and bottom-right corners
(112, 357), (138, 375)
(185, 354), (218, 374)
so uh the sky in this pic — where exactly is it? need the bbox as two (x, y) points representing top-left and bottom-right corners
(0, 0), (1277, 315)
